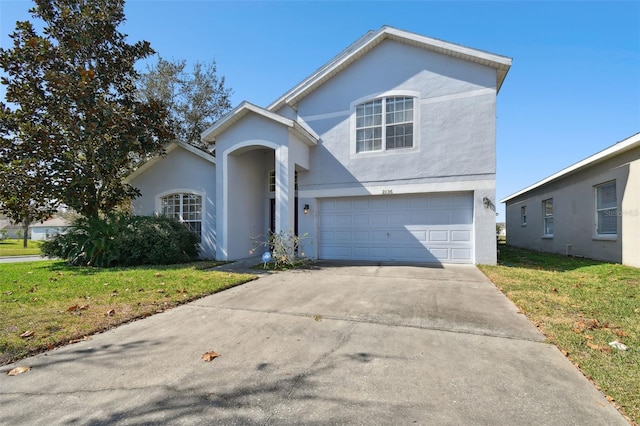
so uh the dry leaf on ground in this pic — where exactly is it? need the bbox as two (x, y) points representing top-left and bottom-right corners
(202, 351), (220, 362)
(586, 342), (612, 353)
(19, 330), (34, 338)
(7, 366), (31, 376)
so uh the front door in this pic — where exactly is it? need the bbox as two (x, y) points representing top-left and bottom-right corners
(270, 197), (299, 236)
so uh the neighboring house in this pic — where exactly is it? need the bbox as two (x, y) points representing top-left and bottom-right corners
(30, 217), (71, 241)
(0, 216), (25, 239)
(128, 26), (512, 264)
(501, 133), (640, 268)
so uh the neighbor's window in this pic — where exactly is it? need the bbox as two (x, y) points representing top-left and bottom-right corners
(595, 181), (617, 235)
(161, 193), (202, 241)
(542, 198), (553, 236)
(521, 206), (527, 226)
(268, 170), (298, 192)
(355, 96), (414, 153)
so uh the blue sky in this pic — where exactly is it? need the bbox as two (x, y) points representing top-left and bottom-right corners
(2, 1), (639, 219)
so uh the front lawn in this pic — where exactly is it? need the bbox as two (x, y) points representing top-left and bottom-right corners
(0, 260), (256, 365)
(0, 239), (42, 256)
(479, 246), (639, 424)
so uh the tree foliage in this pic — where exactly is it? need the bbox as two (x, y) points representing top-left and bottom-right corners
(137, 56), (232, 149)
(0, 0), (173, 220)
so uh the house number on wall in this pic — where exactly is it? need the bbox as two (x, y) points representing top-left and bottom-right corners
(382, 189), (393, 195)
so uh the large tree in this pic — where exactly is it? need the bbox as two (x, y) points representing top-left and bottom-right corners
(0, 0), (173, 219)
(137, 57), (232, 150)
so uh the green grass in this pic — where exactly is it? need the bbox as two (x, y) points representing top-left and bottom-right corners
(479, 246), (639, 425)
(0, 239), (43, 256)
(0, 260), (256, 365)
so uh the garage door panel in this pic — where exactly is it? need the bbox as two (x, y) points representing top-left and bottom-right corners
(429, 248), (450, 260)
(370, 198), (387, 209)
(318, 193), (474, 264)
(451, 248), (472, 261)
(451, 230), (471, 242)
(451, 210), (473, 224)
(370, 214), (388, 226)
(429, 230), (449, 242)
(428, 211), (450, 225)
(409, 230), (427, 242)
(335, 215), (352, 227)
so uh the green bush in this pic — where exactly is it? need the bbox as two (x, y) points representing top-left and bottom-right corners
(41, 214), (199, 267)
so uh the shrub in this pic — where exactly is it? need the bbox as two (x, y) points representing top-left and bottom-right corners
(41, 214), (199, 267)
(250, 231), (308, 269)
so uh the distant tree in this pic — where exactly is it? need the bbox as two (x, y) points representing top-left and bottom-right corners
(137, 56), (232, 150)
(0, 0), (173, 220)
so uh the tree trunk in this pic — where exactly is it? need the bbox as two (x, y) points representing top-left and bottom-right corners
(22, 221), (30, 248)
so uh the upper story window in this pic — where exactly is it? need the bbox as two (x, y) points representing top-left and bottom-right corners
(595, 181), (617, 236)
(521, 206), (527, 226)
(268, 170), (298, 192)
(161, 193), (202, 241)
(542, 198), (553, 237)
(355, 96), (414, 153)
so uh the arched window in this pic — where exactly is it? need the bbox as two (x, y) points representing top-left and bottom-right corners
(161, 193), (202, 240)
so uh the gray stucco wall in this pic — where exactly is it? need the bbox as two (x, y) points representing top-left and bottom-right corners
(294, 39), (497, 191)
(291, 39), (500, 264)
(129, 147), (217, 259)
(505, 147), (640, 266)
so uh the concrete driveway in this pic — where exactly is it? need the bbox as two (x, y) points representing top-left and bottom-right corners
(0, 262), (628, 425)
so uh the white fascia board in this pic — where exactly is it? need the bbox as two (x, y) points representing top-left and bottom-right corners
(201, 101), (294, 142)
(267, 25), (512, 112)
(291, 122), (319, 146)
(501, 132), (640, 204)
(173, 140), (216, 164)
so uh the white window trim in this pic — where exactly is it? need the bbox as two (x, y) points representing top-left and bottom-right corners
(349, 90), (420, 158)
(594, 180), (617, 239)
(542, 198), (553, 238)
(156, 189), (205, 242)
(268, 170), (298, 193)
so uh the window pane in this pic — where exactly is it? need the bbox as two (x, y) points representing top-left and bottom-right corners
(597, 182), (616, 209)
(161, 193), (202, 241)
(269, 170), (276, 192)
(387, 123), (413, 149)
(597, 210), (617, 234)
(544, 217), (554, 235)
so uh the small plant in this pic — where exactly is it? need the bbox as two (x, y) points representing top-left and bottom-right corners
(0, 229), (8, 241)
(250, 231), (308, 269)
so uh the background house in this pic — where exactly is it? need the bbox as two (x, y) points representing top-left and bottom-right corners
(502, 133), (640, 267)
(29, 217), (71, 241)
(0, 216), (25, 239)
(129, 26), (512, 265)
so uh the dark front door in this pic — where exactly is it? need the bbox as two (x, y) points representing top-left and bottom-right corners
(270, 198), (298, 235)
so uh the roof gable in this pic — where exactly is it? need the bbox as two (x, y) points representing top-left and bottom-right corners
(267, 25), (512, 112)
(201, 101), (319, 145)
(501, 132), (640, 203)
(125, 140), (216, 183)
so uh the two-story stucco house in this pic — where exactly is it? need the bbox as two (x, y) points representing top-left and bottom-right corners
(127, 26), (512, 265)
(502, 133), (640, 268)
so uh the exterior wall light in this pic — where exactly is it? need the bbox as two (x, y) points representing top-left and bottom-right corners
(303, 204), (310, 214)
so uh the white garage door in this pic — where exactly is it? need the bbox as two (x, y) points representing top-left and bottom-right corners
(318, 193), (474, 263)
